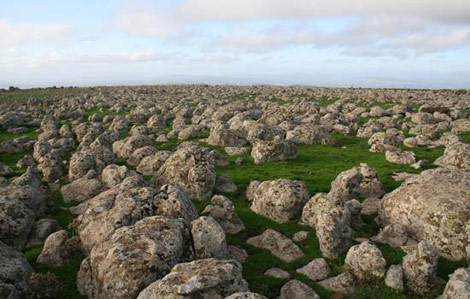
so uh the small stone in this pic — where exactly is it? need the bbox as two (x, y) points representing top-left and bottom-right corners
(385, 265), (404, 291)
(296, 258), (330, 281)
(264, 268), (290, 279)
(318, 272), (356, 295)
(292, 231), (309, 243)
(280, 280), (319, 299)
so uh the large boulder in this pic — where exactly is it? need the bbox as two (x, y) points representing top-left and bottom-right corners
(153, 145), (217, 200)
(0, 241), (32, 298)
(136, 151), (172, 176)
(251, 137), (297, 164)
(154, 184), (199, 224)
(246, 179), (309, 223)
(301, 193), (352, 259)
(36, 230), (68, 266)
(380, 167), (470, 260)
(78, 216), (192, 299)
(329, 163), (384, 202)
(73, 177), (157, 253)
(137, 259), (249, 299)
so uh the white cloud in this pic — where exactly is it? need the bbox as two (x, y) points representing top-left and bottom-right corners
(0, 19), (73, 46)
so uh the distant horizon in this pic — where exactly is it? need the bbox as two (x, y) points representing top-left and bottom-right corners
(1, 0), (469, 89)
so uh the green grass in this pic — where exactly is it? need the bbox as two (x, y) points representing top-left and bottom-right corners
(0, 130), (38, 143)
(459, 132), (470, 143)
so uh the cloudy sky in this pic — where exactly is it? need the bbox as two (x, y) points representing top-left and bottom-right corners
(1, 0), (469, 89)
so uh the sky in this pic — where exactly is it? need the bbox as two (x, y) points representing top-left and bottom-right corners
(0, 0), (469, 89)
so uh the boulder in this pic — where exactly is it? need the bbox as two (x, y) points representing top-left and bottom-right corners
(385, 150), (416, 165)
(385, 265), (404, 291)
(247, 179), (309, 223)
(441, 268), (470, 299)
(61, 174), (102, 203)
(101, 164), (129, 188)
(344, 242), (386, 282)
(329, 163), (384, 202)
(137, 259), (249, 299)
(36, 230), (68, 266)
(402, 241), (438, 295)
(246, 229), (304, 263)
(296, 258), (330, 281)
(435, 142), (470, 170)
(279, 280), (319, 299)
(153, 145), (216, 200)
(317, 272), (356, 295)
(286, 124), (329, 145)
(264, 268), (290, 279)
(380, 167), (470, 260)
(78, 216), (192, 299)
(191, 216), (229, 259)
(0, 241), (32, 298)
(251, 137), (297, 164)
(202, 195), (245, 234)
(136, 151), (172, 176)
(26, 218), (60, 248)
(225, 292), (268, 299)
(301, 193), (352, 259)
(154, 184), (198, 224)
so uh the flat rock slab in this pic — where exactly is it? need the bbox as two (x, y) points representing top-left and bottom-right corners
(247, 229), (304, 263)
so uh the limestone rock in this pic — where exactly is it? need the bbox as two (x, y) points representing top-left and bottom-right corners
(36, 230), (68, 266)
(246, 229), (304, 263)
(296, 258), (330, 281)
(137, 259), (249, 299)
(317, 272), (356, 295)
(441, 268), (470, 299)
(251, 137), (297, 164)
(153, 145), (216, 200)
(385, 265), (404, 291)
(247, 179), (309, 223)
(203, 195), (245, 234)
(344, 242), (386, 282)
(402, 241), (438, 295)
(264, 268), (290, 279)
(279, 280), (319, 299)
(329, 163), (384, 202)
(79, 216), (192, 299)
(191, 216), (229, 259)
(380, 167), (470, 260)
(0, 241), (33, 298)
(301, 193), (352, 259)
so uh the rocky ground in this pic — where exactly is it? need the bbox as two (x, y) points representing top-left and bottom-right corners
(1, 85), (470, 299)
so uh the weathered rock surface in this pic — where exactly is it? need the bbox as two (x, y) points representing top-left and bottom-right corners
(78, 216), (192, 299)
(385, 265), (404, 291)
(202, 195), (245, 234)
(191, 216), (229, 259)
(441, 267), (470, 299)
(36, 230), (68, 266)
(435, 142), (470, 170)
(251, 137), (297, 164)
(329, 163), (384, 202)
(246, 229), (304, 263)
(344, 241), (386, 282)
(279, 280), (319, 299)
(247, 179), (309, 223)
(301, 193), (352, 259)
(296, 258), (331, 281)
(137, 259), (249, 299)
(153, 145), (217, 200)
(380, 167), (470, 260)
(0, 241), (33, 298)
(402, 241), (438, 295)
(317, 272), (356, 295)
